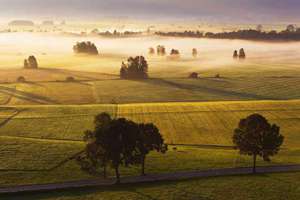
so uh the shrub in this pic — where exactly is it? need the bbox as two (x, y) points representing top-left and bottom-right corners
(17, 76), (26, 83)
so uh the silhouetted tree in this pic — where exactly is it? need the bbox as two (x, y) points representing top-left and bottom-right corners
(233, 50), (238, 59)
(73, 41), (99, 55)
(189, 72), (198, 79)
(17, 76), (26, 83)
(24, 56), (38, 69)
(169, 49), (180, 59)
(157, 45), (166, 56)
(233, 114), (284, 173)
(148, 47), (155, 55)
(239, 48), (246, 59)
(286, 24), (296, 32)
(192, 48), (198, 58)
(137, 123), (167, 176)
(120, 56), (148, 79)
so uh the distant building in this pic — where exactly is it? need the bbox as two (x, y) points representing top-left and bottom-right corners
(9, 20), (34, 26)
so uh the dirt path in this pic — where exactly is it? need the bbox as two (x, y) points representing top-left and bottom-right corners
(0, 164), (299, 195)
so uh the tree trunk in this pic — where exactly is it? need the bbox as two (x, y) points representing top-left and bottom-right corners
(103, 163), (107, 179)
(141, 156), (146, 176)
(253, 154), (257, 173)
(115, 165), (120, 184)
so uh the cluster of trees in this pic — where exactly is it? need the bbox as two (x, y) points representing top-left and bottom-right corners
(120, 56), (149, 79)
(73, 41), (99, 55)
(77, 113), (167, 183)
(233, 114), (284, 173)
(233, 48), (246, 59)
(156, 25), (300, 41)
(24, 56), (38, 69)
(77, 112), (284, 183)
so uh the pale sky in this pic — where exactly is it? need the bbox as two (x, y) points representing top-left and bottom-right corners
(1, 0), (299, 22)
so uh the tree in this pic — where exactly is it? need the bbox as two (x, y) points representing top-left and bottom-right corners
(189, 72), (198, 79)
(119, 56), (148, 79)
(101, 118), (141, 183)
(157, 45), (166, 56)
(233, 50), (238, 59)
(239, 48), (246, 59)
(137, 123), (167, 176)
(286, 24), (296, 32)
(24, 56), (38, 69)
(73, 41), (99, 55)
(256, 24), (263, 32)
(77, 113), (112, 179)
(148, 47), (155, 55)
(192, 48), (198, 58)
(233, 114), (284, 173)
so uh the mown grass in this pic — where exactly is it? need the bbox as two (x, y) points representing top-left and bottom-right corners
(4, 172), (300, 200)
(0, 136), (299, 187)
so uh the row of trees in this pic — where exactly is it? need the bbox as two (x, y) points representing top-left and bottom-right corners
(73, 41), (99, 55)
(77, 113), (284, 183)
(77, 113), (167, 183)
(120, 56), (149, 79)
(149, 46), (198, 58)
(155, 25), (300, 41)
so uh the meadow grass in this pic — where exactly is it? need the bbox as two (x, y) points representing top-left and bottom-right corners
(7, 172), (300, 200)
(0, 100), (299, 187)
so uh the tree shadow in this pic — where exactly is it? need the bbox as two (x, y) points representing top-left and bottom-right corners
(0, 86), (59, 104)
(135, 78), (279, 100)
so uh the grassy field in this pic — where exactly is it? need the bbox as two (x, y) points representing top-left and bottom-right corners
(1, 74), (300, 105)
(4, 172), (300, 200)
(0, 100), (299, 187)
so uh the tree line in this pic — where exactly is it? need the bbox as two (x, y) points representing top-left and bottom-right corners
(155, 25), (300, 41)
(77, 112), (284, 183)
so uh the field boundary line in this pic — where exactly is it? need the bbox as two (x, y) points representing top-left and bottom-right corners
(0, 164), (300, 195)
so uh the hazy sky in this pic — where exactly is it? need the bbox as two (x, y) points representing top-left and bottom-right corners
(1, 0), (299, 22)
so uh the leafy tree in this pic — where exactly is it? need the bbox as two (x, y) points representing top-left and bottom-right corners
(233, 50), (238, 59)
(137, 123), (167, 176)
(148, 47), (155, 55)
(157, 45), (166, 56)
(73, 41), (99, 55)
(189, 72), (198, 79)
(24, 56), (38, 69)
(286, 24), (296, 32)
(233, 114), (284, 173)
(77, 113), (112, 178)
(192, 48), (198, 58)
(120, 56), (148, 79)
(239, 48), (246, 59)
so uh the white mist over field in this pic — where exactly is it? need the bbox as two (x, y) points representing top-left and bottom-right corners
(0, 32), (300, 76)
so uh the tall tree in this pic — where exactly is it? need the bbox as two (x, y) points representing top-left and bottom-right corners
(233, 114), (284, 173)
(137, 123), (167, 176)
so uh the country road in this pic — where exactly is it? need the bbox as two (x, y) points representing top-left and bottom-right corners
(0, 164), (300, 195)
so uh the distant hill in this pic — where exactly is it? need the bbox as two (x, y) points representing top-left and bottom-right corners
(8, 20), (34, 26)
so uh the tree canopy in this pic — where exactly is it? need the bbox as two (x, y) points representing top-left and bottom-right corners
(77, 113), (166, 183)
(120, 56), (149, 79)
(73, 41), (99, 55)
(233, 114), (284, 173)
(24, 55), (38, 69)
